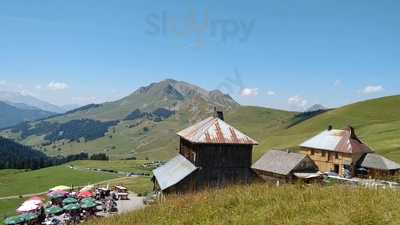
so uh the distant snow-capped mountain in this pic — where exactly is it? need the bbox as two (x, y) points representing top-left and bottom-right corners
(0, 91), (65, 113)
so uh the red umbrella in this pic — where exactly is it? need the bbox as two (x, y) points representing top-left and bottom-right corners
(77, 191), (93, 198)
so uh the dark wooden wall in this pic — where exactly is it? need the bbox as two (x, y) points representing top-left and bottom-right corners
(179, 138), (254, 190)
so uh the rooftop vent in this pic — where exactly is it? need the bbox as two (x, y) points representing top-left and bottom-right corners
(347, 126), (356, 138)
(213, 107), (224, 121)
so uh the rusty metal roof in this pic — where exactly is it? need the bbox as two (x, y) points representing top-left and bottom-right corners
(153, 154), (197, 191)
(177, 117), (258, 145)
(300, 127), (374, 154)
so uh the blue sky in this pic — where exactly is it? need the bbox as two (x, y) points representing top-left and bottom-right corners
(0, 0), (399, 110)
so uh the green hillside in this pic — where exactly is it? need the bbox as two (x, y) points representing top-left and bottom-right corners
(83, 184), (400, 225)
(228, 96), (400, 161)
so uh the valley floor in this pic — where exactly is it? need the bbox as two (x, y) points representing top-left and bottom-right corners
(83, 184), (400, 225)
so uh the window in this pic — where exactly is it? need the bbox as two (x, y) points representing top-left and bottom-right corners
(311, 150), (315, 155)
(335, 153), (339, 159)
(334, 164), (340, 174)
(322, 151), (326, 157)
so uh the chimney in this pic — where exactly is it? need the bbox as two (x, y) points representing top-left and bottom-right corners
(327, 125), (333, 131)
(347, 125), (356, 138)
(213, 107), (224, 121)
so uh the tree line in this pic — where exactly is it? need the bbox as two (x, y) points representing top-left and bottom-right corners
(0, 137), (108, 170)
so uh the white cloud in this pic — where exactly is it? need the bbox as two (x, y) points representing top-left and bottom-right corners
(240, 88), (259, 97)
(35, 85), (42, 90)
(0, 80), (6, 85)
(288, 95), (308, 111)
(267, 90), (276, 96)
(334, 80), (342, 87)
(362, 85), (384, 94)
(48, 82), (69, 91)
(19, 90), (34, 96)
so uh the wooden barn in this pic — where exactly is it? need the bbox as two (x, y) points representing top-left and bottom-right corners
(153, 112), (258, 194)
(252, 150), (320, 183)
(300, 126), (374, 177)
(357, 153), (400, 179)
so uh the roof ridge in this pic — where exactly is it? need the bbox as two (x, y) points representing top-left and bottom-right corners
(177, 116), (258, 145)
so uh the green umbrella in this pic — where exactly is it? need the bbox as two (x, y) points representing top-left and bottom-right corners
(22, 213), (38, 222)
(63, 197), (78, 205)
(81, 198), (96, 203)
(4, 215), (25, 225)
(46, 206), (64, 215)
(63, 203), (81, 211)
(81, 201), (97, 209)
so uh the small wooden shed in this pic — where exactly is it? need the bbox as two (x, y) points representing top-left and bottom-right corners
(358, 153), (400, 179)
(252, 150), (320, 183)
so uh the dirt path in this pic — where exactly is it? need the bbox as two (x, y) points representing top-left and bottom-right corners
(117, 194), (145, 214)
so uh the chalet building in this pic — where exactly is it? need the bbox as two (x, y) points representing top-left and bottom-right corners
(300, 126), (374, 177)
(358, 153), (400, 178)
(252, 150), (320, 183)
(153, 112), (258, 194)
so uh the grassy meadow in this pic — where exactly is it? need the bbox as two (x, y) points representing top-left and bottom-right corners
(0, 165), (119, 198)
(84, 184), (400, 225)
(0, 198), (25, 219)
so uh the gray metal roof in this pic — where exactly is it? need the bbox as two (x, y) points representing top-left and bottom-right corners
(300, 128), (373, 154)
(177, 117), (258, 145)
(153, 154), (197, 191)
(251, 150), (308, 176)
(360, 153), (400, 171)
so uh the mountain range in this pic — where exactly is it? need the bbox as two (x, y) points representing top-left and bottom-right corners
(0, 79), (239, 159)
(1, 79), (399, 163)
(0, 91), (68, 113)
(0, 101), (56, 129)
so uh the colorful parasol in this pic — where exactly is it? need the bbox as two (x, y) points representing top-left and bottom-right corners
(62, 197), (78, 205)
(63, 203), (81, 211)
(22, 199), (42, 206)
(80, 197), (96, 203)
(45, 206), (64, 215)
(21, 213), (39, 222)
(77, 191), (93, 198)
(16, 202), (40, 213)
(49, 185), (71, 192)
(48, 190), (69, 199)
(4, 215), (25, 225)
(81, 201), (97, 209)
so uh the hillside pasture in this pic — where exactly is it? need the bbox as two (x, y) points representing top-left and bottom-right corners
(83, 184), (400, 225)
